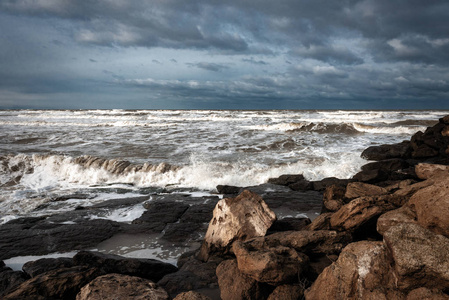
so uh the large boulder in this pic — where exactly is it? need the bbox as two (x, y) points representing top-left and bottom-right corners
(305, 241), (398, 300)
(383, 223), (449, 291)
(3, 266), (102, 300)
(198, 190), (276, 261)
(73, 251), (177, 282)
(216, 259), (271, 300)
(233, 240), (309, 285)
(76, 274), (170, 300)
(408, 176), (449, 238)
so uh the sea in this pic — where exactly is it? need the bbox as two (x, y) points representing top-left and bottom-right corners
(1, 109), (448, 226)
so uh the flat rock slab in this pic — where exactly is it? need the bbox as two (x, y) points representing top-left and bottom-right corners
(0, 217), (120, 260)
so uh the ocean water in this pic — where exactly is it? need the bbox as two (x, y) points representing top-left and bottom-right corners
(0, 109), (447, 224)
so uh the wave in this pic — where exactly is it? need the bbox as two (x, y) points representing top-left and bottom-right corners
(247, 121), (427, 135)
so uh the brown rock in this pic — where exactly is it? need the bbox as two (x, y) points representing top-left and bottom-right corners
(406, 287), (449, 300)
(383, 223), (449, 291)
(305, 241), (396, 300)
(415, 163), (449, 180)
(330, 195), (398, 232)
(216, 259), (271, 300)
(322, 184), (346, 212)
(76, 274), (170, 300)
(267, 284), (304, 300)
(198, 190), (276, 261)
(345, 182), (388, 199)
(377, 206), (417, 236)
(173, 291), (212, 300)
(306, 212), (332, 231)
(244, 230), (351, 256)
(408, 176), (449, 238)
(4, 266), (102, 300)
(393, 179), (434, 197)
(233, 240), (309, 285)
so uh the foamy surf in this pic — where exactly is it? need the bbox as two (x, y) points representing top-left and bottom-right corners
(1, 109), (448, 222)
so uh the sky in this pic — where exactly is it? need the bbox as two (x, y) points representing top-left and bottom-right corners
(0, 0), (448, 110)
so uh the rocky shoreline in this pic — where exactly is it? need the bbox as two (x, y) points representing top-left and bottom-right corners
(1, 115), (449, 299)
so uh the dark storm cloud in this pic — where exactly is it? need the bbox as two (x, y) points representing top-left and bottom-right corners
(0, 0), (448, 109)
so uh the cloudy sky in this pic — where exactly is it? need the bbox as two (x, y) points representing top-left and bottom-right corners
(0, 0), (448, 109)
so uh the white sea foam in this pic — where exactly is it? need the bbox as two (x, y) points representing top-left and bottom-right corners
(1, 109), (448, 221)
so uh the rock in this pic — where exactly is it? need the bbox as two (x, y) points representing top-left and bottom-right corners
(383, 222), (449, 291)
(344, 182), (388, 199)
(393, 179), (435, 197)
(414, 163), (449, 180)
(361, 158), (409, 173)
(377, 206), (417, 236)
(305, 241), (397, 300)
(322, 184), (346, 212)
(267, 284), (304, 300)
(267, 217), (311, 233)
(216, 185), (240, 194)
(198, 190), (276, 261)
(406, 287), (449, 300)
(233, 240), (309, 285)
(22, 257), (74, 278)
(306, 213), (333, 231)
(73, 251), (177, 282)
(173, 291), (212, 300)
(216, 259), (271, 300)
(0, 218), (120, 260)
(237, 184), (323, 220)
(330, 195), (400, 234)
(361, 141), (411, 161)
(352, 168), (388, 183)
(412, 144), (439, 158)
(0, 267), (28, 297)
(158, 254), (222, 297)
(76, 273), (170, 300)
(408, 176), (449, 238)
(162, 222), (206, 244)
(311, 177), (351, 192)
(132, 199), (190, 231)
(267, 174), (312, 191)
(3, 266), (102, 300)
(440, 115), (449, 124)
(244, 230), (351, 257)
